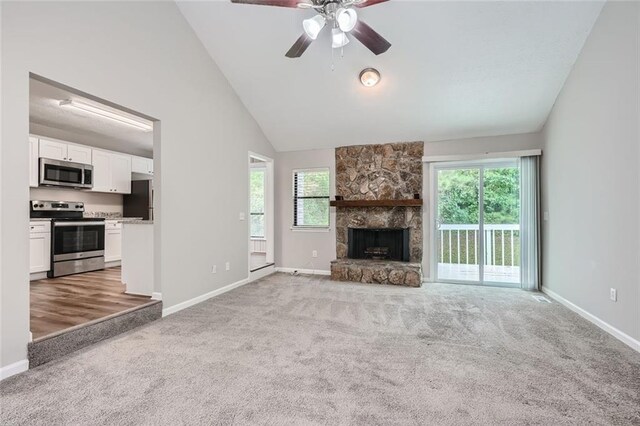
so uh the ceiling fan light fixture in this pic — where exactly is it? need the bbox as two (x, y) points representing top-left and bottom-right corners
(302, 15), (326, 40)
(331, 28), (349, 48)
(359, 68), (380, 87)
(336, 8), (358, 32)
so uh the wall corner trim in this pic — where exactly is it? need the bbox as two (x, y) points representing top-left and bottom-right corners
(541, 286), (640, 353)
(0, 359), (29, 381)
(162, 278), (249, 317)
(275, 267), (331, 276)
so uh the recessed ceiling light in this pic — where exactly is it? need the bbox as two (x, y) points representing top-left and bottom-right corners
(359, 68), (381, 87)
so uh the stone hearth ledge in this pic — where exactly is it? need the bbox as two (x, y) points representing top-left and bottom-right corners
(330, 259), (423, 287)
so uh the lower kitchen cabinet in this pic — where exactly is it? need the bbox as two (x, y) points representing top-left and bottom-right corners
(105, 221), (122, 263)
(30, 222), (51, 274)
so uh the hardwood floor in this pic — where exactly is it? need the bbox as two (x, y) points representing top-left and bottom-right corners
(30, 267), (152, 340)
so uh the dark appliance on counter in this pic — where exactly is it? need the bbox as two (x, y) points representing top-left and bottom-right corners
(30, 201), (105, 278)
(39, 158), (93, 189)
(123, 180), (153, 220)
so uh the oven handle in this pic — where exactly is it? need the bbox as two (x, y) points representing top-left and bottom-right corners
(54, 221), (106, 227)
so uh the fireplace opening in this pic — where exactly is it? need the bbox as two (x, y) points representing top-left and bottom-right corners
(348, 228), (410, 262)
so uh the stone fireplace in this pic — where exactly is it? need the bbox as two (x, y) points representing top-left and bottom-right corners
(330, 142), (424, 287)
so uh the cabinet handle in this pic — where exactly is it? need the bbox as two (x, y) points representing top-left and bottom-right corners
(69, 158), (72, 161)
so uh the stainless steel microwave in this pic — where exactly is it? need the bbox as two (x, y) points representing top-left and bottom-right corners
(39, 158), (93, 189)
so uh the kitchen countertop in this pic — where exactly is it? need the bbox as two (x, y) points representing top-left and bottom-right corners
(118, 219), (153, 225)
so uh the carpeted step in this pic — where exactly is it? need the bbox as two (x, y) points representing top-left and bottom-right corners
(28, 300), (162, 368)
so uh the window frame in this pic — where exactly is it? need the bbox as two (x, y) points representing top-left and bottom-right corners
(292, 167), (331, 230)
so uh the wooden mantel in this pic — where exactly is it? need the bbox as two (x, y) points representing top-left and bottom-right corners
(329, 199), (423, 208)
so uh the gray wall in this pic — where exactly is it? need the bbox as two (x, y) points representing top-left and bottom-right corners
(275, 149), (336, 273)
(541, 2), (639, 341)
(275, 134), (543, 275)
(1, 2), (275, 369)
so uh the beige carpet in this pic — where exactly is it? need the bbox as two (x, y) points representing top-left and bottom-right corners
(1, 273), (639, 425)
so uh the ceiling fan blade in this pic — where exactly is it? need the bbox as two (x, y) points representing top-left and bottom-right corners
(285, 33), (314, 58)
(355, 0), (389, 8)
(230, 0), (300, 8)
(351, 20), (391, 55)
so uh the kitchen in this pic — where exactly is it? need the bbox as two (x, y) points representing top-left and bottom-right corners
(28, 75), (159, 364)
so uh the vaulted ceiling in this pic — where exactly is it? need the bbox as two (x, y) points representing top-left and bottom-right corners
(178, 1), (604, 152)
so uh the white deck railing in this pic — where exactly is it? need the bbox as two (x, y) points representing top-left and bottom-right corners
(438, 224), (520, 267)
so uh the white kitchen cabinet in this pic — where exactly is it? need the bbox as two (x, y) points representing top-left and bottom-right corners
(29, 137), (39, 187)
(111, 154), (132, 193)
(105, 221), (122, 263)
(39, 138), (67, 161)
(66, 145), (92, 163)
(29, 221), (51, 274)
(39, 137), (92, 164)
(92, 149), (132, 194)
(131, 156), (153, 175)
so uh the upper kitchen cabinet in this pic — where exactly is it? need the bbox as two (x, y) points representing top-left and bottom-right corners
(39, 138), (91, 163)
(29, 137), (39, 187)
(67, 145), (92, 164)
(131, 156), (153, 175)
(92, 149), (132, 194)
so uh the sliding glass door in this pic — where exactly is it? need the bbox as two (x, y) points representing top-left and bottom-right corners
(435, 161), (520, 286)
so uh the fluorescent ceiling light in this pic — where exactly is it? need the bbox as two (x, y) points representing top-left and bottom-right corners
(303, 15), (326, 40)
(331, 28), (349, 48)
(59, 99), (152, 132)
(336, 8), (357, 32)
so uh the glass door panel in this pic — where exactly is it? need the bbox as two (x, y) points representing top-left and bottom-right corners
(482, 165), (521, 284)
(436, 168), (480, 282)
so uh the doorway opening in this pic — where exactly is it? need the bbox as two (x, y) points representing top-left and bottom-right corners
(432, 160), (521, 287)
(28, 74), (160, 359)
(249, 153), (274, 274)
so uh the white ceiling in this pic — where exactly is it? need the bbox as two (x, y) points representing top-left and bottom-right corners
(178, 0), (603, 152)
(30, 78), (154, 157)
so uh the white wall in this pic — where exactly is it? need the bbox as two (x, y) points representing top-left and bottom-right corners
(1, 2), (275, 371)
(30, 187), (123, 215)
(541, 2), (639, 342)
(422, 132), (544, 277)
(275, 149), (335, 273)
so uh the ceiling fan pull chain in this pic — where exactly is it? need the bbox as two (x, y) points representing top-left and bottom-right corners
(331, 44), (335, 71)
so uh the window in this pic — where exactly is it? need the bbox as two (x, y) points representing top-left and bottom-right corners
(293, 169), (330, 228)
(250, 168), (265, 238)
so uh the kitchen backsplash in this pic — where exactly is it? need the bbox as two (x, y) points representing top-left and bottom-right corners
(30, 187), (123, 215)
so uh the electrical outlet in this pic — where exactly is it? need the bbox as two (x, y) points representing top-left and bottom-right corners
(610, 288), (617, 302)
(312, 250), (318, 258)
(211, 265), (217, 274)
(239, 212), (245, 221)
(225, 262), (230, 271)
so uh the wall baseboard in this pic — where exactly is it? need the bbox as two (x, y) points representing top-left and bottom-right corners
(162, 278), (249, 317)
(151, 292), (162, 301)
(541, 286), (640, 353)
(249, 265), (276, 282)
(0, 359), (29, 381)
(275, 267), (331, 276)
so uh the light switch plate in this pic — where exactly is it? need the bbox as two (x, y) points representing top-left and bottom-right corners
(239, 212), (245, 221)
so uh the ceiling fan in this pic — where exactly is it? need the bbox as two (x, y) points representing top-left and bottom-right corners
(230, 0), (391, 58)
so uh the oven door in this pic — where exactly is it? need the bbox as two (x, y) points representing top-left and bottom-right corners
(40, 158), (91, 189)
(52, 222), (105, 261)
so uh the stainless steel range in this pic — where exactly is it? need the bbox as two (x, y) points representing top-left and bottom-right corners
(30, 201), (106, 278)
